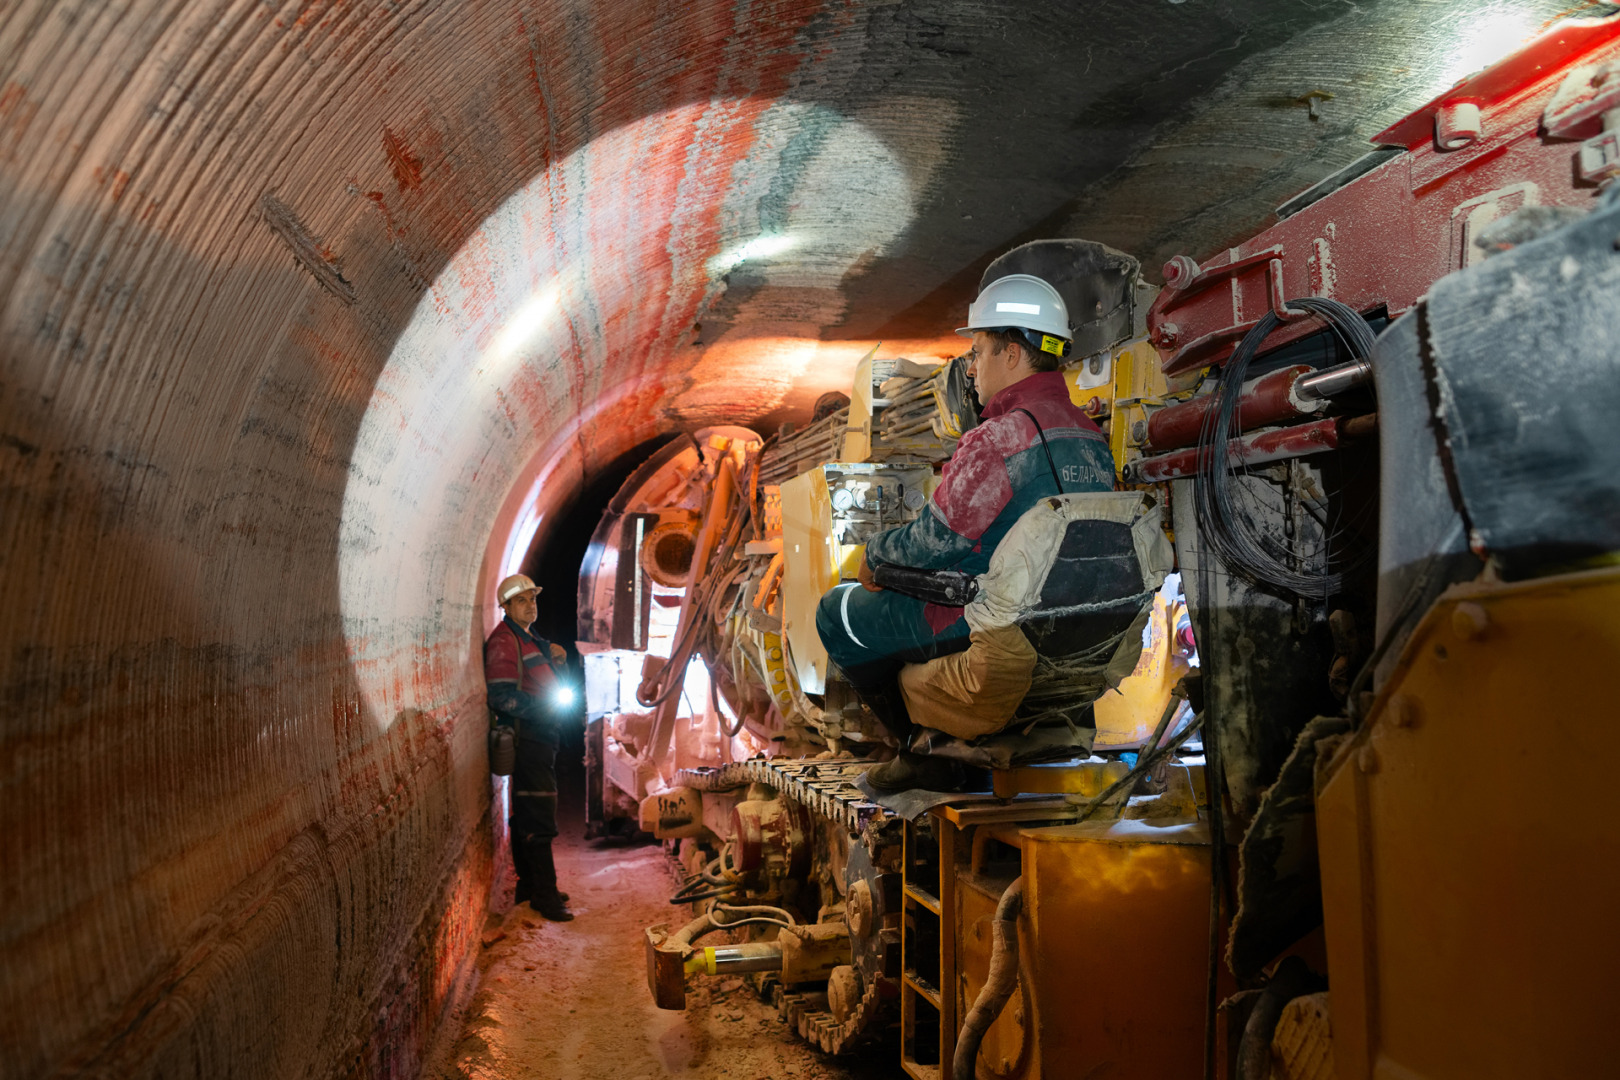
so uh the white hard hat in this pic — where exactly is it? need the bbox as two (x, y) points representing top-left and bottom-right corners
(956, 273), (1072, 357)
(497, 573), (542, 605)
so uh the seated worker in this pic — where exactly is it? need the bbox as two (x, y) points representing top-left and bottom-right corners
(485, 573), (575, 920)
(816, 274), (1115, 792)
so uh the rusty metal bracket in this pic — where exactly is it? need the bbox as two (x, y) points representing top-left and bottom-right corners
(1149, 247), (1310, 374)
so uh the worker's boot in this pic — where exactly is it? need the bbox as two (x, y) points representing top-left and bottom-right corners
(513, 833), (566, 907)
(838, 663), (915, 745)
(528, 840), (574, 922)
(514, 878), (567, 906)
(865, 751), (965, 793)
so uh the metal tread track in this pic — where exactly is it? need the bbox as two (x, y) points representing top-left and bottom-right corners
(772, 977), (885, 1055)
(676, 758), (888, 832)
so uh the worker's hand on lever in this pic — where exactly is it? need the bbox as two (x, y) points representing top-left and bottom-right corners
(858, 553), (883, 593)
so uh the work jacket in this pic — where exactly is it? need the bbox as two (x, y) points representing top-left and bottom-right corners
(865, 370), (1115, 631)
(484, 616), (566, 743)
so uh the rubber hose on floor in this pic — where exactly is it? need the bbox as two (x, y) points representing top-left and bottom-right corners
(952, 877), (1025, 1080)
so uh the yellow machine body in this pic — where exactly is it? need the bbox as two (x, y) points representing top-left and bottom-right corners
(1021, 821), (1216, 1078)
(1093, 582), (1190, 749)
(1316, 566), (1620, 1080)
(778, 465), (840, 694)
(1063, 336), (1172, 483)
(902, 794), (1220, 1080)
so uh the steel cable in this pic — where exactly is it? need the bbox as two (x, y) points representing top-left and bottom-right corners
(1193, 296), (1377, 599)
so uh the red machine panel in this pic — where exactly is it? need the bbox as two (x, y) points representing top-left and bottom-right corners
(1148, 16), (1620, 375)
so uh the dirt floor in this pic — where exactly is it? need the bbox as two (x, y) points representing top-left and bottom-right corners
(427, 767), (901, 1080)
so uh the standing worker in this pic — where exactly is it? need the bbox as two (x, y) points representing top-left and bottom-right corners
(816, 274), (1116, 792)
(485, 574), (575, 921)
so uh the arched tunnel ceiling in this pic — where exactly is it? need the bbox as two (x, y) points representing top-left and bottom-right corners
(0, 1), (1583, 1077)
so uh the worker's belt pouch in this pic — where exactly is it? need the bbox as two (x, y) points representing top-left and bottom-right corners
(488, 717), (516, 776)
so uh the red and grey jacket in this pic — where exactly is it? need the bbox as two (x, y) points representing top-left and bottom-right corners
(865, 371), (1115, 631)
(484, 616), (565, 742)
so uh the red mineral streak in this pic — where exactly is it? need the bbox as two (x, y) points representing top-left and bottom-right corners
(0, 0), (1462, 1076)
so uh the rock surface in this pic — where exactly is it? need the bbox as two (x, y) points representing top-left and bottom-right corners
(429, 828), (894, 1080)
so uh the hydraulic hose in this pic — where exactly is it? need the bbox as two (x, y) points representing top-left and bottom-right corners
(1192, 295), (1377, 599)
(711, 667), (747, 738)
(1236, 957), (1319, 1080)
(952, 877), (1025, 1080)
(1074, 710), (1204, 823)
(638, 468), (749, 712)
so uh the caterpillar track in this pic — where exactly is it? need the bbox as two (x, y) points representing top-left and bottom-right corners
(675, 759), (890, 834)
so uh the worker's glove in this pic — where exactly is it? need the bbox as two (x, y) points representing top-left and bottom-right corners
(549, 642), (567, 664)
(857, 553), (883, 593)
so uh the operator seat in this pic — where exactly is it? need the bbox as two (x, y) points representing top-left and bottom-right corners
(899, 492), (1173, 769)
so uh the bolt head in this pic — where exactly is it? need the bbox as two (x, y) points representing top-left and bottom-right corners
(1452, 602), (1489, 640)
(1163, 254), (1200, 288)
(1389, 693), (1422, 729)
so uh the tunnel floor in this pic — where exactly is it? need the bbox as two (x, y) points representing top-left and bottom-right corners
(426, 759), (899, 1080)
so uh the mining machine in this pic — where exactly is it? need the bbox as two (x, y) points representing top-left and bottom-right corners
(575, 14), (1620, 1079)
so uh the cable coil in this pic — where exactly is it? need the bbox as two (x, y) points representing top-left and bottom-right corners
(1193, 296), (1377, 599)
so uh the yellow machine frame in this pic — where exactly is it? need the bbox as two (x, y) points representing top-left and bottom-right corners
(1316, 565), (1620, 1080)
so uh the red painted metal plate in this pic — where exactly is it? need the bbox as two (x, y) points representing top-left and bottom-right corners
(1149, 19), (1620, 377)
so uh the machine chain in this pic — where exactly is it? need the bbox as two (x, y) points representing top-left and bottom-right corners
(676, 758), (890, 832)
(771, 976), (885, 1055)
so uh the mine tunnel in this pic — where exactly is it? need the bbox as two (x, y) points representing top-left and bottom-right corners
(6, 2), (1620, 1079)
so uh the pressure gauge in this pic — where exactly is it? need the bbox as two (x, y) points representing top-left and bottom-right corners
(831, 488), (855, 512)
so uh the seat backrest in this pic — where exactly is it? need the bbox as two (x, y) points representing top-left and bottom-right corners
(1021, 516), (1150, 657)
(981, 491), (1170, 722)
(904, 493), (1174, 768)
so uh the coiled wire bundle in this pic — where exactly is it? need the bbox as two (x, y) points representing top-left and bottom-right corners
(1193, 296), (1376, 599)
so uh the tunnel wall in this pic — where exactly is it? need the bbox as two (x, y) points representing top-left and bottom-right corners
(0, 2), (938, 1076)
(0, 0), (1501, 1075)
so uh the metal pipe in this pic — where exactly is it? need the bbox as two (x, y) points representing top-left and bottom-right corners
(952, 877), (1025, 1080)
(885, 414), (939, 439)
(1293, 357), (1372, 401)
(686, 942), (784, 976)
(1144, 365), (1314, 452)
(1145, 358), (1372, 455)
(882, 400), (936, 425)
(1127, 416), (1367, 484)
(884, 381), (935, 408)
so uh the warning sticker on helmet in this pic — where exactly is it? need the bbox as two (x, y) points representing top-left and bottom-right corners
(1041, 334), (1066, 355)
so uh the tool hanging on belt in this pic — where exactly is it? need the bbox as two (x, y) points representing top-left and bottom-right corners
(870, 564), (980, 606)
